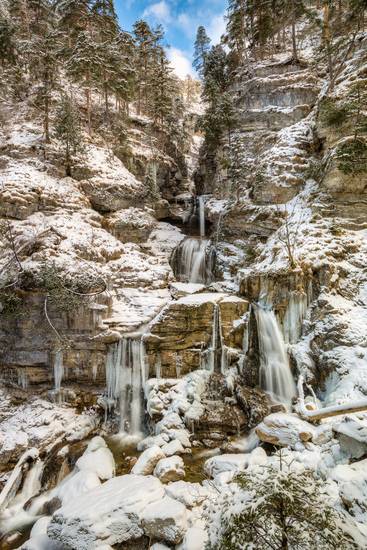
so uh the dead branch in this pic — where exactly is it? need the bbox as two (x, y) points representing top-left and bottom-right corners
(296, 375), (367, 422)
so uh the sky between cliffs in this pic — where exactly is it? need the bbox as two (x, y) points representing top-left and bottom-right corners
(115, 0), (227, 78)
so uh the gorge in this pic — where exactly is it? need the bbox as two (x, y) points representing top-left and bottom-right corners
(0, 0), (367, 549)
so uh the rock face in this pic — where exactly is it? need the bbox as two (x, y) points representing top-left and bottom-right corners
(145, 293), (248, 377)
(48, 475), (165, 548)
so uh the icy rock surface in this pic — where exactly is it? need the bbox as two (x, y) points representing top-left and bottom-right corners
(47, 475), (165, 548)
(204, 447), (267, 479)
(165, 481), (208, 508)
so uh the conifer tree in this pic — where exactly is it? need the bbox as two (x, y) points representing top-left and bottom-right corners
(66, 28), (100, 132)
(193, 25), (211, 79)
(54, 93), (83, 176)
(0, 12), (16, 66)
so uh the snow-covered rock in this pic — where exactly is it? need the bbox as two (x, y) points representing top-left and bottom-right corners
(154, 456), (185, 483)
(161, 439), (185, 457)
(204, 447), (267, 479)
(256, 413), (316, 448)
(75, 437), (115, 480)
(137, 434), (168, 451)
(333, 416), (367, 459)
(48, 475), (165, 548)
(131, 445), (166, 475)
(165, 481), (208, 508)
(55, 471), (101, 506)
(330, 459), (367, 520)
(176, 526), (208, 550)
(142, 496), (187, 544)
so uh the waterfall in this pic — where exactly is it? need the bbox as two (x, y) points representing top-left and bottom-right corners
(174, 237), (214, 284)
(105, 337), (144, 436)
(54, 350), (64, 393)
(255, 305), (296, 408)
(198, 196), (205, 237)
(201, 303), (222, 373)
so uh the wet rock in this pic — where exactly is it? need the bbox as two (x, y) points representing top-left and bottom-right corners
(153, 456), (185, 483)
(235, 385), (271, 428)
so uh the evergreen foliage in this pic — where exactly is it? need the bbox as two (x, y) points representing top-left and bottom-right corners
(193, 26), (211, 78)
(207, 459), (356, 550)
(54, 93), (83, 176)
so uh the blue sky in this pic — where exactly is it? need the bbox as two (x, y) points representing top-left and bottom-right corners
(115, 0), (227, 78)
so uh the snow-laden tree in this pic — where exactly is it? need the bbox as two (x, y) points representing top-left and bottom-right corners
(207, 458), (357, 550)
(54, 93), (83, 176)
(193, 25), (211, 79)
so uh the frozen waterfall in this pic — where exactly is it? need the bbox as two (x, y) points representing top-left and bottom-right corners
(255, 305), (296, 408)
(106, 337), (145, 435)
(53, 350), (64, 395)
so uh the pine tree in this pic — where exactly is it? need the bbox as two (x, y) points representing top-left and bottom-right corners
(208, 459), (357, 550)
(66, 28), (100, 132)
(193, 25), (211, 79)
(225, 0), (248, 66)
(133, 20), (163, 115)
(31, 29), (62, 141)
(148, 46), (178, 128)
(0, 12), (16, 66)
(54, 93), (83, 176)
(90, 0), (118, 38)
(55, 0), (91, 44)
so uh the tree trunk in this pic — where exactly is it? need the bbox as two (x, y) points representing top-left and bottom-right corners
(291, 0), (298, 62)
(323, 1), (334, 89)
(44, 91), (50, 143)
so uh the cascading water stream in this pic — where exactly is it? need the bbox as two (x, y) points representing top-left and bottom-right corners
(105, 337), (144, 436)
(255, 305), (296, 408)
(53, 350), (64, 398)
(198, 195), (205, 238)
(173, 238), (215, 284)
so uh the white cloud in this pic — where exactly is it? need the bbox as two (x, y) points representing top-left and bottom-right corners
(167, 47), (195, 79)
(143, 1), (172, 24)
(207, 12), (226, 44)
(177, 12), (194, 38)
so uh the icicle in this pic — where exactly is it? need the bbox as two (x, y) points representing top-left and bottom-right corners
(283, 291), (308, 344)
(17, 369), (28, 390)
(198, 196), (205, 238)
(155, 353), (161, 380)
(175, 354), (182, 378)
(54, 350), (64, 394)
(255, 305), (296, 408)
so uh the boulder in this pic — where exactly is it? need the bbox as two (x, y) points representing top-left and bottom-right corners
(333, 416), (367, 459)
(131, 446), (166, 476)
(48, 475), (165, 548)
(161, 439), (185, 457)
(235, 386), (271, 428)
(104, 208), (156, 243)
(142, 496), (187, 544)
(75, 436), (115, 480)
(256, 413), (316, 448)
(165, 481), (207, 508)
(55, 470), (101, 506)
(154, 456), (185, 483)
(204, 447), (267, 479)
(137, 434), (168, 452)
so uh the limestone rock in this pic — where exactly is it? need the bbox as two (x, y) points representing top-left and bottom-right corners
(256, 413), (316, 447)
(131, 445), (166, 475)
(104, 208), (156, 243)
(153, 456), (185, 483)
(48, 475), (165, 548)
(142, 496), (187, 544)
(235, 385), (271, 428)
(333, 416), (367, 459)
